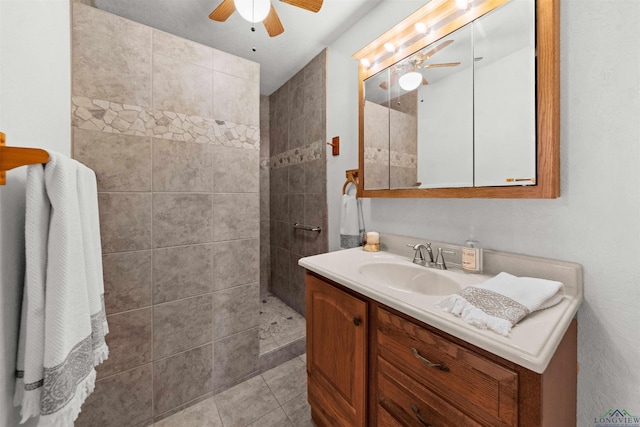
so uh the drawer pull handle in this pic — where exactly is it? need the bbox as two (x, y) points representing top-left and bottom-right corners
(353, 317), (362, 326)
(411, 348), (450, 372)
(410, 404), (432, 427)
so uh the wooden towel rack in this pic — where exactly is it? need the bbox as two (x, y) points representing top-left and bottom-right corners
(0, 132), (50, 185)
(342, 169), (359, 195)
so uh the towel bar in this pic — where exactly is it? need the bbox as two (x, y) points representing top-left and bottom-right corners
(293, 223), (322, 232)
(0, 132), (50, 185)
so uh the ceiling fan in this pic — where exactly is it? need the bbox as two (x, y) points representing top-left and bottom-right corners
(380, 39), (460, 91)
(209, 0), (323, 37)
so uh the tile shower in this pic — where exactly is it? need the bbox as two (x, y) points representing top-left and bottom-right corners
(268, 51), (328, 317)
(71, 3), (262, 424)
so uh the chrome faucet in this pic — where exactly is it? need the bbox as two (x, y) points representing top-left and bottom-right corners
(409, 243), (434, 266)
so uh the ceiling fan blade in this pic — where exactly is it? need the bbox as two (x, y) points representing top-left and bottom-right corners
(280, 0), (323, 13)
(264, 4), (285, 37)
(418, 39), (454, 61)
(209, 0), (236, 21)
(422, 62), (461, 68)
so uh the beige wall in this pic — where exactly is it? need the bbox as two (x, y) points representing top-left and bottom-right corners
(70, 4), (261, 425)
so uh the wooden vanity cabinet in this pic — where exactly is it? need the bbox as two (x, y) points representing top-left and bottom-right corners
(306, 273), (368, 426)
(306, 272), (578, 427)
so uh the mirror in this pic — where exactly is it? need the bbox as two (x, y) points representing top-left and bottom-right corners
(354, 0), (559, 198)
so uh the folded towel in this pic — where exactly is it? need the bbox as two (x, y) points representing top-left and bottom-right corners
(435, 272), (564, 336)
(340, 184), (365, 249)
(14, 152), (108, 426)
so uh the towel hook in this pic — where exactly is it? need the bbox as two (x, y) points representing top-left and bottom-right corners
(342, 169), (359, 196)
(0, 132), (50, 185)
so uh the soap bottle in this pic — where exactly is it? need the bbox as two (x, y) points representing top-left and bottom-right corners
(462, 240), (482, 273)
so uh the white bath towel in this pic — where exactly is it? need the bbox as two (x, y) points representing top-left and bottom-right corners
(435, 272), (564, 336)
(340, 184), (364, 249)
(14, 152), (108, 426)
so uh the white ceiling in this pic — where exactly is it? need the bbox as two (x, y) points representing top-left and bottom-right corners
(93, 0), (385, 95)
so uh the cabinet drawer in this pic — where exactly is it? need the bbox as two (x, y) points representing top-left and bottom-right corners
(376, 308), (517, 426)
(378, 357), (483, 427)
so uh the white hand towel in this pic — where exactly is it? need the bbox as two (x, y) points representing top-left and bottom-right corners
(340, 184), (364, 249)
(14, 152), (108, 426)
(435, 272), (564, 336)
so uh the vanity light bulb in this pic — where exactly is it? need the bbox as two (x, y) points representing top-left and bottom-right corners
(360, 58), (371, 68)
(456, 0), (470, 10)
(234, 0), (271, 23)
(384, 42), (395, 53)
(398, 71), (423, 91)
(414, 22), (428, 34)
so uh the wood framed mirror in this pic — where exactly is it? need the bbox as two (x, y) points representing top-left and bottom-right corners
(353, 0), (559, 198)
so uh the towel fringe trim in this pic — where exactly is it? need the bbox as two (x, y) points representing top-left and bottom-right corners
(435, 295), (513, 336)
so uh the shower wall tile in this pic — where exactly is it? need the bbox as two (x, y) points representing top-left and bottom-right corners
(288, 193), (304, 224)
(99, 193), (152, 254)
(73, 2), (150, 46)
(153, 244), (214, 304)
(73, 3), (261, 420)
(270, 167), (288, 196)
(153, 294), (213, 360)
(153, 193), (213, 248)
(213, 283), (260, 339)
(213, 328), (259, 388)
(212, 193), (259, 241)
(153, 344), (214, 415)
(213, 49), (259, 82)
(152, 29), (214, 69)
(288, 164), (305, 194)
(213, 71), (260, 127)
(152, 54), (213, 118)
(270, 194), (288, 222)
(268, 50), (327, 312)
(97, 308), (152, 379)
(72, 27), (151, 107)
(102, 250), (152, 314)
(73, 129), (152, 192)
(153, 138), (213, 192)
(75, 364), (153, 427)
(212, 239), (259, 291)
(305, 159), (326, 194)
(212, 146), (259, 193)
(270, 220), (291, 251)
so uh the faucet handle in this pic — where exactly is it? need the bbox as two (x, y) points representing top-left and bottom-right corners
(435, 248), (456, 270)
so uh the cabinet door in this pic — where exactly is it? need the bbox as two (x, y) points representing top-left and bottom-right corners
(306, 274), (367, 427)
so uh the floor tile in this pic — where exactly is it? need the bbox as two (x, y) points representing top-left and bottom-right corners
(247, 407), (293, 427)
(282, 391), (314, 427)
(262, 358), (307, 406)
(154, 397), (223, 427)
(214, 375), (279, 426)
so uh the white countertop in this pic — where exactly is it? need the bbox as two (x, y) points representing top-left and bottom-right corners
(299, 246), (583, 374)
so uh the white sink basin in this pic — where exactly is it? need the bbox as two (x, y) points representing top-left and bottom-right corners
(358, 261), (463, 296)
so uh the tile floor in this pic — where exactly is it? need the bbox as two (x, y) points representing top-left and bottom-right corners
(153, 354), (312, 427)
(259, 294), (306, 355)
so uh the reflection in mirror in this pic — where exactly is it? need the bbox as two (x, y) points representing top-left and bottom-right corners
(474, 0), (536, 186)
(363, 68), (390, 190)
(417, 23), (473, 189)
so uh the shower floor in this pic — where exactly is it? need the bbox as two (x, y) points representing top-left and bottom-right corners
(259, 293), (306, 355)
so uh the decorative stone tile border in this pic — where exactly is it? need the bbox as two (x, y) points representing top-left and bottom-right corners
(71, 96), (260, 150)
(364, 147), (417, 168)
(270, 141), (324, 169)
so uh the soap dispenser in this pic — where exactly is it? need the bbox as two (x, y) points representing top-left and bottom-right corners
(462, 239), (482, 273)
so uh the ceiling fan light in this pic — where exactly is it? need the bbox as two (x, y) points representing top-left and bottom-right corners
(398, 71), (422, 91)
(235, 0), (271, 23)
